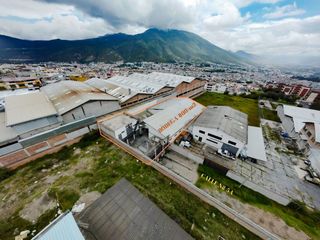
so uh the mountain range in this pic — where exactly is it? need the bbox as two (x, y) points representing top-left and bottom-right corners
(0, 28), (248, 65)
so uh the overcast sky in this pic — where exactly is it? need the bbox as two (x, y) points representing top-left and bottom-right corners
(0, 0), (319, 59)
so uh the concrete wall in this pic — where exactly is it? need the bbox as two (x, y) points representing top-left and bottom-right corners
(169, 144), (204, 164)
(191, 126), (245, 156)
(176, 79), (206, 98)
(277, 105), (307, 151)
(0, 126), (92, 169)
(62, 100), (120, 123)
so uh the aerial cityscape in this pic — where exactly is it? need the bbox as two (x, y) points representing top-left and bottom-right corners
(0, 1), (320, 240)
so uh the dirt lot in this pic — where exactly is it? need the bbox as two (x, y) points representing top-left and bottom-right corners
(203, 187), (309, 240)
(0, 132), (260, 240)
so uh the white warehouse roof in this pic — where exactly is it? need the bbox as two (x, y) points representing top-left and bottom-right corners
(5, 92), (57, 126)
(192, 106), (248, 143)
(283, 105), (320, 143)
(147, 72), (196, 87)
(283, 105), (320, 132)
(111, 74), (166, 94)
(246, 126), (267, 162)
(41, 81), (118, 115)
(32, 212), (84, 240)
(144, 97), (205, 139)
(85, 78), (138, 103)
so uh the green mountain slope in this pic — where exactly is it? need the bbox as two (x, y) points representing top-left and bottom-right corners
(0, 28), (246, 65)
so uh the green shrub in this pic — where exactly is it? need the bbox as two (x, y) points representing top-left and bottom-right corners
(0, 167), (11, 181)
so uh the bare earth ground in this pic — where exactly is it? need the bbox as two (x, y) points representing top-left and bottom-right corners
(19, 192), (56, 223)
(0, 146), (95, 222)
(204, 187), (310, 240)
(1, 137), (262, 240)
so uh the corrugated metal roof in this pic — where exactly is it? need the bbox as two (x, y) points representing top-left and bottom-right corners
(32, 212), (84, 240)
(5, 92), (57, 126)
(41, 81), (118, 115)
(85, 71), (198, 103)
(85, 78), (139, 103)
(283, 105), (320, 134)
(193, 106), (248, 143)
(144, 98), (205, 138)
(246, 126), (267, 162)
(78, 178), (193, 240)
(147, 72), (196, 87)
(101, 114), (137, 131)
(111, 74), (166, 94)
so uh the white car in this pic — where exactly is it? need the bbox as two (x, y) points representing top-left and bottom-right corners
(180, 141), (191, 148)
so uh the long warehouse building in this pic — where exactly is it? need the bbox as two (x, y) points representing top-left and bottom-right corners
(86, 72), (206, 107)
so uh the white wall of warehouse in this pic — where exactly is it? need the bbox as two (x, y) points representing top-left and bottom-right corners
(191, 126), (245, 156)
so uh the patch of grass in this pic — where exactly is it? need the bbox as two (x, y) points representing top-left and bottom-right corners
(0, 209), (57, 240)
(197, 165), (271, 205)
(197, 165), (320, 239)
(262, 124), (281, 143)
(195, 92), (260, 126)
(270, 102), (279, 110)
(48, 187), (80, 212)
(261, 108), (280, 122)
(0, 132), (259, 240)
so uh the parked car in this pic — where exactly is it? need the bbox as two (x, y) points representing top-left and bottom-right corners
(180, 140), (191, 148)
(304, 160), (311, 166)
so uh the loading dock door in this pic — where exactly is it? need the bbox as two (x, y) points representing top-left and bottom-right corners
(221, 143), (238, 156)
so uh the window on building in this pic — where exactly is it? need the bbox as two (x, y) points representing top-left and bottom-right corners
(199, 130), (205, 134)
(307, 131), (312, 137)
(228, 140), (236, 146)
(208, 133), (222, 140)
(207, 139), (218, 144)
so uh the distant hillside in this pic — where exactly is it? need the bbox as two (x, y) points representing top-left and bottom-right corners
(0, 28), (247, 65)
(234, 50), (259, 62)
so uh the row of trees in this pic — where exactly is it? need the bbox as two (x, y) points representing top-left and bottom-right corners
(238, 88), (298, 104)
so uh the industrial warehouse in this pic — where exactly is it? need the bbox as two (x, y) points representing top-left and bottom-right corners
(0, 72), (206, 168)
(86, 72), (206, 107)
(99, 97), (268, 173)
(99, 97), (205, 159)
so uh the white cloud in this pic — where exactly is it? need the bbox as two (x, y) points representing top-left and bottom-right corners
(0, 0), (74, 19)
(229, 0), (281, 8)
(263, 2), (306, 19)
(202, 1), (245, 30)
(0, 14), (111, 40)
(0, 0), (319, 61)
(201, 16), (320, 57)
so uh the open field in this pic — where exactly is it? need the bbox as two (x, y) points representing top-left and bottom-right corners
(0, 132), (259, 240)
(196, 165), (320, 240)
(195, 92), (260, 126)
